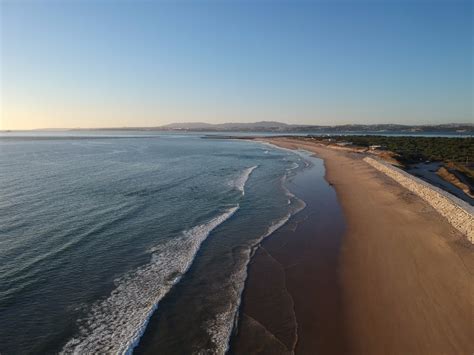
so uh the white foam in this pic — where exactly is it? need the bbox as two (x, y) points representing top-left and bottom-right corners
(61, 207), (238, 355)
(232, 166), (258, 195)
(264, 213), (292, 237)
(287, 162), (299, 171)
(197, 142), (310, 353)
(204, 249), (251, 354)
(281, 175), (296, 199)
(204, 198), (306, 354)
(202, 168), (306, 355)
(281, 171), (307, 214)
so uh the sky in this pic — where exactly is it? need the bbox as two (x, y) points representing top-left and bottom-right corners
(1, 0), (472, 130)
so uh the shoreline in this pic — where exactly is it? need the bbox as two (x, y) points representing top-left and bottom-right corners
(133, 144), (313, 355)
(231, 147), (348, 353)
(234, 137), (473, 354)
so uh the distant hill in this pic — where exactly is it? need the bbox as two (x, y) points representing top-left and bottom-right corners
(156, 122), (473, 133)
(66, 121), (473, 134)
(159, 121), (296, 131)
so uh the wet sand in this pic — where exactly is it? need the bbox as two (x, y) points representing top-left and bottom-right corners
(233, 137), (473, 354)
(230, 152), (348, 354)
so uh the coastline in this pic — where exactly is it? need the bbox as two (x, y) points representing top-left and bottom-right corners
(235, 137), (473, 354)
(131, 142), (313, 355)
(230, 149), (348, 354)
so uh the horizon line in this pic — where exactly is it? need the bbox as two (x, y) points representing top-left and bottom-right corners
(2, 121), (474, 132)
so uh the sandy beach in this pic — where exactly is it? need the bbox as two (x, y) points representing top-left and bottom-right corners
(234, 137), (473, 354)
(231, 149), (348, 354)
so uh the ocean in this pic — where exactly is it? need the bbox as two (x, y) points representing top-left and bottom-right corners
(0, 133), (308, 354)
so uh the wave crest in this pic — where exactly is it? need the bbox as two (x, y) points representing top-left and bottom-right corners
(61, 207), (238, 355)
(232, 166), (258, 195)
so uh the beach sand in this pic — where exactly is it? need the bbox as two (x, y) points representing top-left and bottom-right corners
(233, 137), (473, 354)
(231, 150), (348, 354)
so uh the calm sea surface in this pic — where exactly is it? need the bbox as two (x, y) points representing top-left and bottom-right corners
(0, 134), (308, 354)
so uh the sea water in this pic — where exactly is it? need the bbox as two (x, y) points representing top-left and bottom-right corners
(0, 133), (307, 354)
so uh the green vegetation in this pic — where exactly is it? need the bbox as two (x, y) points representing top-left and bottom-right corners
(323, 136), (472, 163)
(312, 135), (474, 181)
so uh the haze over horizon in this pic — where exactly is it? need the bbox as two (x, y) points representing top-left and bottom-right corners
(4, 120), (473, 132)
(1, 0), (472, 130)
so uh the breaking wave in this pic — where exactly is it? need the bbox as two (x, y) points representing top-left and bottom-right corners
(232, 166), (258, 195)
(203, 174), (307, 354)
(62, 153), (306, 355)
(61, 207), (239, 355)
(204, 247), (251, 354)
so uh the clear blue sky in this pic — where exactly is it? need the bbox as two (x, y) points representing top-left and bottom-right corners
(1, 0), (472, 129)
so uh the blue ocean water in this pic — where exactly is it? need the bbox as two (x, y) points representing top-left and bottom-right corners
(0, 134), (306, 354)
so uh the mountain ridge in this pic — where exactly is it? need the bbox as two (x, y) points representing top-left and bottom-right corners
(7, 121), (472, 133)
(107, 121), (474, 133)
